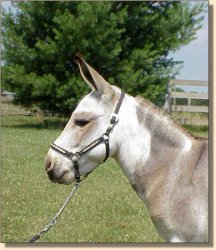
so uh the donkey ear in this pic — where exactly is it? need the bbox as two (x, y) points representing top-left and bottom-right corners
(74, 54), (113, 96)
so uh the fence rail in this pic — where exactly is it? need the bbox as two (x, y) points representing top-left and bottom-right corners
(170, 92), (208, 100)
(169, 79), (208, 87)
(164, 79), (208, 126)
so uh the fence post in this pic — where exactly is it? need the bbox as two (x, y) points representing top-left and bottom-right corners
(164, 81), (172, 112)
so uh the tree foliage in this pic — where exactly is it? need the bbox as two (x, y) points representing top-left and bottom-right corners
(2, 1), (205, 115)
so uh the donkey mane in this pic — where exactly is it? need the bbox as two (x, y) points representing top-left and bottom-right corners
(46, 54), (208, 242)
(135, 95), (202, 140)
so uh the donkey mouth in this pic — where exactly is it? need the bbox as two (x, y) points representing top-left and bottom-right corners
(47, 170), (73, 185)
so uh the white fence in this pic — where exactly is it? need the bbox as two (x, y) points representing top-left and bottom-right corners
(164, 79), (208, 126)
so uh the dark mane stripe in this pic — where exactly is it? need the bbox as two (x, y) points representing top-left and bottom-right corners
(135, 96), (203, 140)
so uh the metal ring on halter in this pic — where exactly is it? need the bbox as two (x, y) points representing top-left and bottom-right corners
(71, 154), (80, 162)
(102, 134), (110, 141)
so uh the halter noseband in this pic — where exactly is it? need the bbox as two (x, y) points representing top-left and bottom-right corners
(50, 91), (125, 182)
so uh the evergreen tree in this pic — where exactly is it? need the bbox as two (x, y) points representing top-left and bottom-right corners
(2, 1), (206, 115)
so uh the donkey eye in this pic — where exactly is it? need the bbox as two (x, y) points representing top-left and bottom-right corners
(74, 119), (89, 127)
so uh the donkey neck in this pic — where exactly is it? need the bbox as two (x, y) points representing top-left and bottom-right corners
(113, 94), (193, 185)
(135, 96), (193, 154)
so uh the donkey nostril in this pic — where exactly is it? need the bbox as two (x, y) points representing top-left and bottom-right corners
(45, 159), (51, 171)
(45, 157), (56, 181)
(45, 155), (54, 173)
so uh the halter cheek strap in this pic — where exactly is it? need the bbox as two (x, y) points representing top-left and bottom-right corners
(50, 91), (125, 182)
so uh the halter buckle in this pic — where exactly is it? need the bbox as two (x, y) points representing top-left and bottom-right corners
(110, 113), (119, 124)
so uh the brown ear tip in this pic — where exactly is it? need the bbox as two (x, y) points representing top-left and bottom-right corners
(74, 53), (84, 63)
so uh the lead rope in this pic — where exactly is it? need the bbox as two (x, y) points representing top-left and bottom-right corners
(29, 91), (125, 243)
(28, 179), (81, 243)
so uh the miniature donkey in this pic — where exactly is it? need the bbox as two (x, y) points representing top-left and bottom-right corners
(45, 55), (208, 242)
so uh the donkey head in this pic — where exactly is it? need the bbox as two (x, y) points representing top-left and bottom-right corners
(45, 55), (120, 184)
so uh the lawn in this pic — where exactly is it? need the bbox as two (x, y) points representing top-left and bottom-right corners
(1, 114), (208, 243)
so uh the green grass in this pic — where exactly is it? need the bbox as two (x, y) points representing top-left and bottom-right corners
(171, 111), (208, 121)
(1, 115), (208, 243)
(183, 125), (208, 138)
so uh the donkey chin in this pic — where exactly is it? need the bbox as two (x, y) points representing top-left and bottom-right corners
(48, 171), (74, 185)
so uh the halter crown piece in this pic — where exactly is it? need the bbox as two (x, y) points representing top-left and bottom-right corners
(50, 91), (125, 182)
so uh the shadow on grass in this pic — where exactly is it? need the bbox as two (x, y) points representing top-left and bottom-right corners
(1, 115), (68, 130)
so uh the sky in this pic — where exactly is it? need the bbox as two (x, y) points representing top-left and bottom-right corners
(169, 1), (208, 93)
(170, 4), (208, 81)
(2, 0), (208, 93)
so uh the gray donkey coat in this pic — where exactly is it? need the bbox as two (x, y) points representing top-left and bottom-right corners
(46, 55), (208, 242)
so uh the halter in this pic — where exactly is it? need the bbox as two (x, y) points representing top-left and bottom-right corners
(50, 91), (125, 182)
